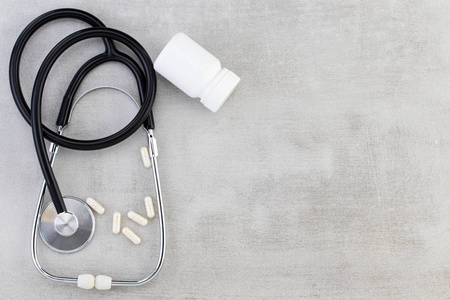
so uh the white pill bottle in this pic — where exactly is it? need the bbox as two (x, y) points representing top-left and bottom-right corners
(154, 33), (240, 112)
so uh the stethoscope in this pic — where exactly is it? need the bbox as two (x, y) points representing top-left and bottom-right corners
(9, 9), (165, 288)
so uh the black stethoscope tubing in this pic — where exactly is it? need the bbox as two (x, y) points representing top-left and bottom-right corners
(9, 9), (157, 214)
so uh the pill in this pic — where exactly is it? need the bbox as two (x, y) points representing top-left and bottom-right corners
(127, 211), (148, 226)
(140, 146), (151, 168)
(122, 227), (141, 245)
(145, 196), (155, 219)
(112, 212), (121, 234)
(86, 197), (105, 214)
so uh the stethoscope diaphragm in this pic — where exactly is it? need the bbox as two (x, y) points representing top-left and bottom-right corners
(39, 196), (95, 253)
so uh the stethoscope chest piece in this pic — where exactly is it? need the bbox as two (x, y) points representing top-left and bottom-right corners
(39, 196), (95, 253)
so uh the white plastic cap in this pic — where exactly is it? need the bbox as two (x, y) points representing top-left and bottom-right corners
(200, 68), (240, 112)
(154, 32), (240, 112)
(77, 274), (95, 289)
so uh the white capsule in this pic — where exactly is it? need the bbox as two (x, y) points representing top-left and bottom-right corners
(145, 196), (155, 219)
(127, 211), (148, 226)
(122, 227), (141, 245)
(140, 146), (151, 168)
(112, 212), (121, 234)
(86, 197), (105, 214)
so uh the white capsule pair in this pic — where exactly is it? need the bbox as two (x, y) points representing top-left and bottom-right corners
(113, 210), (147, 233)
(113, 211), (146, 245)
(125, 196), (155, 226)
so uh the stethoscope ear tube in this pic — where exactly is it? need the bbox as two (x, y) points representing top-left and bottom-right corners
(55, 50), (155, 129)
(9, 8), (114, 134)
(30, 28), (156, 213)
(10, 11), (157, 214)
(30, 27), (156, 149)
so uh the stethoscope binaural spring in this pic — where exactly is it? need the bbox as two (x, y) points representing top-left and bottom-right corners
(9, 8), (165, 288)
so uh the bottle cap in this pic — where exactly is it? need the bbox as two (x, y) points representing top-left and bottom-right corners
(201, 68), (240, 112)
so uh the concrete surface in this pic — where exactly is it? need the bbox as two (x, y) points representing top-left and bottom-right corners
(1, 0), (450, 298)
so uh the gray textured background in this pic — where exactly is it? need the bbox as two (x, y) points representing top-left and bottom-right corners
(1, 0), (450, 299)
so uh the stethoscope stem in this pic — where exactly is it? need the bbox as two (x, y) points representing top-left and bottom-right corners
(32, 129), (77, 283)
